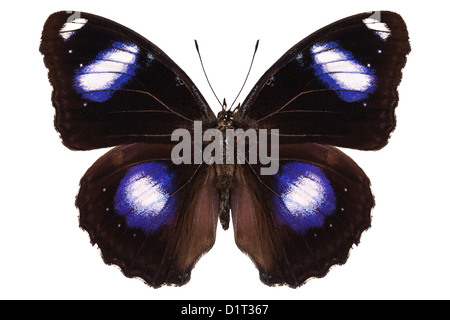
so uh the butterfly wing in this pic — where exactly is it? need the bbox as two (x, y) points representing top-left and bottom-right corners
(234, 11), (410, 150)
(40, 11), (216, 150)
(77, 143), (218, 287)
(231, 143), (373, 286)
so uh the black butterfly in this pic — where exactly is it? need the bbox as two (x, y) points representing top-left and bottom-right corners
(40, 10), (410, 287)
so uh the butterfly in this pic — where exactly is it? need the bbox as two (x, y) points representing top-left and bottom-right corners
(40, 10), (410, 287)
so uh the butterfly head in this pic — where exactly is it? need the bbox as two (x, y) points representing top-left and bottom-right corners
(217, 110), (234, 130)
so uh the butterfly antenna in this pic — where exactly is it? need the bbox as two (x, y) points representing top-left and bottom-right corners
(230, 40), (260, 111)
(194, 40), (224, 108)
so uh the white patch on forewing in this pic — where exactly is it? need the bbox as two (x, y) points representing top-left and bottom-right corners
(76, 44), (139, 92)
(363, 17), (391, 41)
(60, 18), (88, 41)
(311, 44), (374, 93)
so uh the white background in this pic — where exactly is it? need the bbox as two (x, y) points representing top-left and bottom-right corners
(1, 0), (449, 299)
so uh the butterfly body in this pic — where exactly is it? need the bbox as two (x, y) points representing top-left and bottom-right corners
(215, 110), (237, 230)
(40, 10), (409, 287)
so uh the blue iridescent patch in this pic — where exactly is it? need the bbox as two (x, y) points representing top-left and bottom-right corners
(310, 41), (377, 102)
(74, 41), (141, 102)
(272, 162), (336, 234)
(114, 162), (178, 233)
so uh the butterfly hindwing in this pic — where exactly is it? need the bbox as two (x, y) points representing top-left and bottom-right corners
(40, 11), (216, 150)
(77, 143), (218, 287)
(232, 143), (373, 286)
(235, 11), (410, 150)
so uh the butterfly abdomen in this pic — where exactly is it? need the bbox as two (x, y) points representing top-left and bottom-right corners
(215, 163), (235, 230)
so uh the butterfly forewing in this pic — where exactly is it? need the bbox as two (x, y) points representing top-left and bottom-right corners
(235, 11), (410, 150)
(40, 11), (216, 150)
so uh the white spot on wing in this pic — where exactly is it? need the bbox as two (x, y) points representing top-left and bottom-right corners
(75, 43), (139, 92)
(311, 44), (375, 93)
(363, 17), (391, 41)
(60, 18), (88, 41)
(125, 173), (168, 218)
(282, 173), (325, 217)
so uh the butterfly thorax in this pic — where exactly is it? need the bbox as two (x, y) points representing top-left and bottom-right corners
(215, 110), (236, 230)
